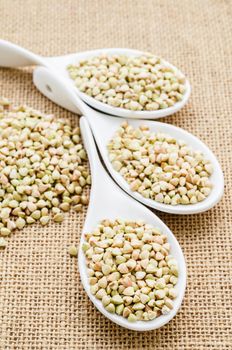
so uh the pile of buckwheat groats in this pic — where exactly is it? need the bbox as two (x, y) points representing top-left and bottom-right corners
(82, 219), (178, 322)
(0, 98), (90, 248)
(108, 122), (213, 205)
(67, 53), (186, 111)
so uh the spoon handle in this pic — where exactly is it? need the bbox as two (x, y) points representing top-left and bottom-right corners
(80, 116), (115, 195)
(0, 39), (47, 68)
(33, 67), (117, 198)
(33, 66), (91, 115)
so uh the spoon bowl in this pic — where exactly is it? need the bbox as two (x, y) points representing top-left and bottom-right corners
(32, 66), (224, 215)
(52, 48), (191, 119)
(85, 112), (224, 215)
(0, 40), (191, 119)
(79, 116), (186, 331)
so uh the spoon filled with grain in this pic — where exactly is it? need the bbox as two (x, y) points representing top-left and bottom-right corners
(0, 39), (190, 119)
(78, 116), (186, 331)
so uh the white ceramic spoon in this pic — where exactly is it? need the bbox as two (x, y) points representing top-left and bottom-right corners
(33, 67), (224, 215)
(79, 116), (186, 331)
(0, 39), (191, 119)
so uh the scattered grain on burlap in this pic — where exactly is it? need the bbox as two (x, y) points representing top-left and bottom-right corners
(0, 0), (231, 349)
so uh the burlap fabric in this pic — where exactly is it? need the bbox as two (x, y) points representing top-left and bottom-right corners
(0, 0), (231, 349)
